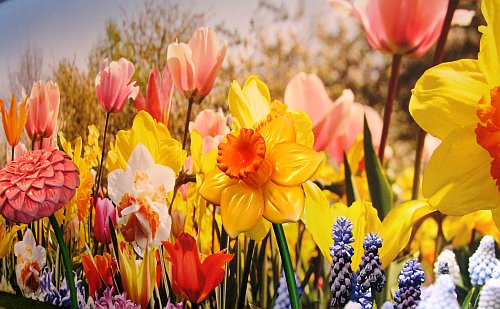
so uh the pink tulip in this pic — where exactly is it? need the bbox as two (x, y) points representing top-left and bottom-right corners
(329, 0), (448, 57)
(94, 198), (116, 244)
(134, 65), (174, 124)
(423, 134), (441, 163)
(285, 72), (384, 164)
(189, 108), (230, 154)
(25, 80), (60, 141)
(167, 27), (227, 101)
(95, 58), (139, 113)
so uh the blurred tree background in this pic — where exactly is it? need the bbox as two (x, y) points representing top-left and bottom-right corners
(8, 0), (481, 171)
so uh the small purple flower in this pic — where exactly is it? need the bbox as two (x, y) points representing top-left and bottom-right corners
(330, 216), (355, 308)
(95, 287), (140, 309)
(393, 259), (425, 309)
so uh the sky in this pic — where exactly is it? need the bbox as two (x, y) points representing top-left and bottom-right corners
(0, 0), (265, 96)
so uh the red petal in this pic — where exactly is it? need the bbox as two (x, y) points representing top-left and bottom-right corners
(5, 187), (19, 200)
(27, 188), (46, 203)
(16, 178), (34, 192)
(63, 171), (80, 189)
(39, 165), (54, 178)
(9, 191), (26, 210)
(44, 188), (59, 203)
(31, 178), (45, 189)
(45, 171), (64, 187)
(63, 160), (78, 172)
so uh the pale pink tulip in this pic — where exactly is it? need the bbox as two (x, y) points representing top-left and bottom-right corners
(423, 134), (441, 163)
(94, 198), (116, 244)
(95, 58), (139, 113)
(134, 65), (174, 124)
(328, 0), (448, 57)
(189, 108), (230, 154)
(285, 72), (384, 164)
(167, 27), (227, 101)
(25, 80), (60, 141)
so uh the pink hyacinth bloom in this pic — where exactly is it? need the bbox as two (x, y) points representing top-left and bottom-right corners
(328, 0), (448, 57)
(134, 65), (174, 125)
(25, 80), (60, 141)
(0, 149), (80, 224)
(167, 27), (227, 101)
(94, 198), (116, 244)
(189, 108), (230, 154)
(95, 58), (139, 113)
(285, 72), (384, 164)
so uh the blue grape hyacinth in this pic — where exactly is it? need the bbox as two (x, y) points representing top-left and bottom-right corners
(274, 271), (302, 309)
(417, 274), (459, 309)
(393, 259), (425, 309)
(357, 232), (386, 293)
(468, 235), (500, 285)
(330, 216), (355, 308)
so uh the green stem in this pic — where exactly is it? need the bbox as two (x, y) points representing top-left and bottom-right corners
(237, 238), (255, 308)
(378, 54), (402, 164)
(273, 224), (300, 309)
(49, 215), (77, 309)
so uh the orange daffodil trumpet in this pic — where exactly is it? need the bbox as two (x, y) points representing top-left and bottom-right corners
(199, 76), (323, 238)
(409, 0), (500, 225)
(0, 94), (28, 148)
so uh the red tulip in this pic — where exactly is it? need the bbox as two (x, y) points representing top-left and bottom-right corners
(163, 232), (233, 303)
(82, 253), (117, 299)
(134, 65), (174, 124)
(329, 0), (448, 57)
(25, 80), (60, 141)
(94, 198), (116, 244)
(95, 58), (139, 113)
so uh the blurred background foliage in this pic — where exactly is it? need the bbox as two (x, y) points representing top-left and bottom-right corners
(7, 0), (481, 171)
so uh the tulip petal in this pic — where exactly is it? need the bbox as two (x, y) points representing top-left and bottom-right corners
(410, 59), (488, 140)
(478, 0), (500, 87)
(269, 142), (323, 187)
(379, 200), (435, 268)
(199, 168), (238, 205)
(262, 181), (304, 223)
(220, 183), (264, 238)
(199, 252), (233, 303)
(423, 127), (500, 214)
(228, 76), (270, 129)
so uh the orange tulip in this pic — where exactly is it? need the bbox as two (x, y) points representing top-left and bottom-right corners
(163, 232), (233, 304)
(0, 94), (28, 147)
(81, 252), (117, 299)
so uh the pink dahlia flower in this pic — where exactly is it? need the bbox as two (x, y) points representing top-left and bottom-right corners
(0, 149), (80, 224)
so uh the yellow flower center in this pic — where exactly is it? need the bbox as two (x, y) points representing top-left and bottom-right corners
(217, 128), (271, 185)
(475, 86), (500, 191)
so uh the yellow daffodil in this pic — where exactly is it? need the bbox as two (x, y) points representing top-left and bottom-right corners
(107, 111), (185, 174)
(0, 218), (23, 258)
(199, 76), (323, 238)
(409, 0), (500, 224)
(301, 182), (435, 269)
(83, 124), (101, 168)
(0, 94), (28, 147)
(118, 244), (156, 309)
(443, 210), (500, 248)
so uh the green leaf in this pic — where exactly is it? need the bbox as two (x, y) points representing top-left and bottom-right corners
(343, 152), (359, 206)
(109, 216), (120, 266)
(461, 286), (479, 309)
(363, 117), (393, 220)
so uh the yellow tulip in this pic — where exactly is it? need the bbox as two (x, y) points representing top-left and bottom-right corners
(118, 244), (156, 308)
(409, 0), (500, 224)
(0, 224), (23, 258)
(0, 94), (28, 148)
(443, 210), (500, 248)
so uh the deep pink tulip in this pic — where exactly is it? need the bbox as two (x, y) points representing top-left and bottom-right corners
(95, 58), (139, 113)
(285, 72), (384, 164)
(329, 0), (448, 57)
(94, 198), (116, 244)
(167, 27), (227, 101)
(25, 80), (60, 141)
(0, 149), (79, 224)
(134, 65), (174, 124)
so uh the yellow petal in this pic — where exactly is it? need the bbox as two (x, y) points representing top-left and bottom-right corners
(409, 59), (488, 139)
(301, 181), (337, 263)
(228, 76), (271, 129)
(493, 208), (500, 231)
(478, 0), (500, 87)
(423, 127), (500, 215)
(220, 183), (264, 238)
(199, 168), (238, 205)
(286, 109), (315, 148)
(190, 130), (203, 172)
(0, 225), (23, 258)
(262, 181), (304, 223)
(442, 214), (474, 248)
(269, 142), (323, 186)
(379, 200), (435, 268)
(138, 246), (156, 309)
(259, 116), (295, 153)
(245, 218), (272, 242)
(119, 247), (138, 304)
(346, 201), (382, 272)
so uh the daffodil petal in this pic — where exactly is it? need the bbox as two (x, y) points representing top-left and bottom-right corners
(244, 218), (272, 242)
(478, 0), (500, 87)
(220, 183), (264, 238)
(269, 142), (323, 186)
(259, 116), (296, 153)
(262, 181), (304, 223)
(423, 127), (500, 215)
(379, 200), (435, 268)
(492, 208), (500, 231)
(301, 181), (337, 264)
(228, 76), (270, 129)
(199, 168), (237, 205)
(287, 110), (315, 148)
(409, 59), (488, 139)
(0, 225), (23, 258)
(346, 201), (382, 272)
